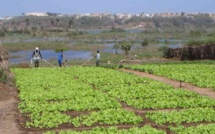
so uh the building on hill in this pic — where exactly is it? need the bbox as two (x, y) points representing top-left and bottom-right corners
(24, 12), (48, 17)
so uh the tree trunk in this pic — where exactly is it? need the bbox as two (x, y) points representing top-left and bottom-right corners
(115, 49), (118, 54)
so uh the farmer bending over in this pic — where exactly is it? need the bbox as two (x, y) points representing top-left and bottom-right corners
(32, 47), (42, 68)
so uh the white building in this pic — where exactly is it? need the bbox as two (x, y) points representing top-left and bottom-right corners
(116, 13), (133, 19)
(0, 16), (13, 20)
(24, 12), (48, 17)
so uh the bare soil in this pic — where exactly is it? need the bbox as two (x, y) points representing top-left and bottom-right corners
(0, 82), (22, 134)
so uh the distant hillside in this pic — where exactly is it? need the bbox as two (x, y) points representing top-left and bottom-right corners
(0, 14), (214, 35)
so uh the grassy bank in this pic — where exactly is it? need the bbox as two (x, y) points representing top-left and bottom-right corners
(3, 42), (70, 52)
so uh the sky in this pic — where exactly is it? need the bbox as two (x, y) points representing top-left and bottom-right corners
(0, 0), (215, 17)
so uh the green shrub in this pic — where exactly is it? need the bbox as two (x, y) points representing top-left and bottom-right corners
(0, 69), (7, 84)
(158, 45), (169, 57)
(0, 31), (5, 37)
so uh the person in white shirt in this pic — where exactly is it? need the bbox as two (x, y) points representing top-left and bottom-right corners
(95, 50), (100, 66)
(32, 47), (42, 67)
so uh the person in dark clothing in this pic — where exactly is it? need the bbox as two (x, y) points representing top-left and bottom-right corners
(32, 47), (42, 67)
(58, 49), (64, 67)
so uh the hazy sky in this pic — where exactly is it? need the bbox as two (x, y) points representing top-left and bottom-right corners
(0, 0), (215, 17)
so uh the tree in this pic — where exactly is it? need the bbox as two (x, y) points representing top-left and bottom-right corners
(110, 27), (125, 32)
(112, 43), (121, 54)
(68, 19), (74, 28)
(194, 14), (214, 27)
(31, 27), (38, 36)
(56, 18), (60, 26)
(13, 26), (18, 31)
(181, 12), (185, 16)
(142, 39), (148, 47)
(0, 30), (5, 37)
(158, 45), (169, 57)
(50, 20), (55, 27)
(25, 18), (30, 27)
(120, 41), (132, 55)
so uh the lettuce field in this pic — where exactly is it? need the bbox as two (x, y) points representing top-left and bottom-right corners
(125, 63), (215, 89)
(12, 66), (215, 134)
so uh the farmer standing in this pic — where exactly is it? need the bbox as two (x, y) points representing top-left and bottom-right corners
(95, 50), (100, 66)
(32, 47), (42, 68)
(58, 49), (64, 67)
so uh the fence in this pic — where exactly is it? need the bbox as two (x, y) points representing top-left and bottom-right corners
(166, 44), (215, 60)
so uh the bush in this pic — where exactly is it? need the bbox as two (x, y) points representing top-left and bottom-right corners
(101, 64), (118, 69)
(118, 64), (124, 69)
(0, 69), (7, 84)
(0, 31), (5, 37)
(158, 45), (169, 57)
(142, 39), (148, 46)
(66, 31), (87, 37)
(109, 27), (125, 32)
(186, 39), (215, 46)
(47, 29), (64, 32)
(186, 40), (204, 46)
(54, 48), (68, 53)
(148, 69), (154, 74)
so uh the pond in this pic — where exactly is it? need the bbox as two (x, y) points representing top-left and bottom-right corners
(157, 43), (184, 48)
(85, 29), (144, 34)
(8, 42), (183, 64)
(9, 50), (92, 63)
(8, 44), (122, 63)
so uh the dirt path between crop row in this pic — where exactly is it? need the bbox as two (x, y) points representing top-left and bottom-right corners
(0, 82), (23, 134)
(121, 69), (215, 99)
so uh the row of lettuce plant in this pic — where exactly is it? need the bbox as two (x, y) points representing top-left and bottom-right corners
(12, 68), (142, 128)
(124, 64), (215, 89)
(71, 109), (142, 127)
(65, 67), (215, 131)
(44, 126), (166, 134)
(145, 107), (215, 125)
(67, 67), (215, 109)
(169, 124), (215, 134)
